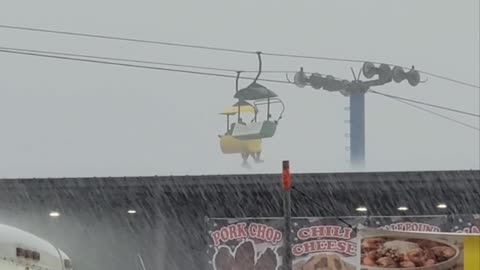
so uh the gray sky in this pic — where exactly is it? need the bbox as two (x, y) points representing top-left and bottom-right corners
(0, 0), (478, 178)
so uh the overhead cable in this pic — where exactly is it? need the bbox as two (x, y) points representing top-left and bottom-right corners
(1, 47), (476, 123)
(374, 93), (480, 131)
(370, 90), (480, 118)
(0, 24), (478, 89)
(0, 48), (292, 85)
(0, 46), (298, 74)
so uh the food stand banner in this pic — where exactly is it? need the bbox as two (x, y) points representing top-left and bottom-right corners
(290, 216), (449, 270)
(291, 217), (364, 270)
(365, 216), (446, 232)
(205, 215), (480, 270)
(358, 228), (480, 270)
(206, 218), (284, 270)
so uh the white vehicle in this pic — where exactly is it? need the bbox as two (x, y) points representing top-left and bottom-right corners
(0, 224), (72, 270)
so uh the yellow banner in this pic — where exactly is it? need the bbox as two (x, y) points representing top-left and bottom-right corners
(464, 235), (480, 270)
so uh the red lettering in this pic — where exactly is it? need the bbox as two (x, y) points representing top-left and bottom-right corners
(272, 230), (282, 245)
(319, 241), (327, 250)
(303, 240), (317, 254)
(220, 227), (229, 241)
(292, 240), (356, 257)
(257, 224), (267, 239)
(326, 239), (336, 250)
(228, 225), (237, 239)
(336, 240), (346, 252)
(297, 228), (310, 240)
(211, 231), (221, 246)
(247, 223), (282, 245)
(298, 226), (353, 240)
(330, 226), (342, 238)
(292, 244), (304, 257)
(248, 223), (258, 238)
(383, 223), (441, 232)
(310, 226), (327, 238)
(343, 227), (353, 239)
(345, 241), (357, 256)
(265, 227), (274, 241)
(236, 223), (248, 238)
(211, 223), (249, 246)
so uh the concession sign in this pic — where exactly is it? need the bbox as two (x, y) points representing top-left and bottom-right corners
(206, 218), (284, 270)
(206, 215), (480, 270)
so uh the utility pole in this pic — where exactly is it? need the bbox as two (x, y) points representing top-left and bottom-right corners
(349, 92), (365, 168)
(292, 63), (421, 169)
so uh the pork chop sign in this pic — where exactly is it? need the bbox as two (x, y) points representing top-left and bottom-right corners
(206, 218), (284, 270)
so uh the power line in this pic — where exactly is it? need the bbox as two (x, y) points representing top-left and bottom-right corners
(375, 93), (480, 131)
(418, 71), (480, 89)
(263, 52), (364, 64)
(0, 48), (292, 85)
(0, 46), (297, 74)
(1, 24), (478, 89)
(0, 24), (254, 54)
(370, 90), (480, 118)
(1, 47), (476, 123)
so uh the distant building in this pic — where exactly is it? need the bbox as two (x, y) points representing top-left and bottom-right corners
(0, 169), (478, 270)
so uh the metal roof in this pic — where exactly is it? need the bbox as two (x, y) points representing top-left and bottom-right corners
(0, 170), (478, 217)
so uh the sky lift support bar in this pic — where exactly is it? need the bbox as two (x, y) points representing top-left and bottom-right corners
(234, 52), (263, 123)
(254, 98), (285, 122)
(236, 71), (242, 122)
(267, 98), (270, 120)
(253, 52), (265, 120)
(253, 51), (262, 84)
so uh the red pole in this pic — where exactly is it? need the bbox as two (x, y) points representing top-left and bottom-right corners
(282, 160), (291, 190)
(282, 160), (292, 270)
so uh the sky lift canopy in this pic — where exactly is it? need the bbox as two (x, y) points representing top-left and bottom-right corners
(234, 82), (278, 100)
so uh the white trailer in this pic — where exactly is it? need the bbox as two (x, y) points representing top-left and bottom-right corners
(0, 224), (72, 270)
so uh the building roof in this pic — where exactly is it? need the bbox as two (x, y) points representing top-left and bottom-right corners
(0, 170), (478, 217)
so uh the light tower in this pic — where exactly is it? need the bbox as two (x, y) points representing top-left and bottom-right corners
(292, 63), (422, 169)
